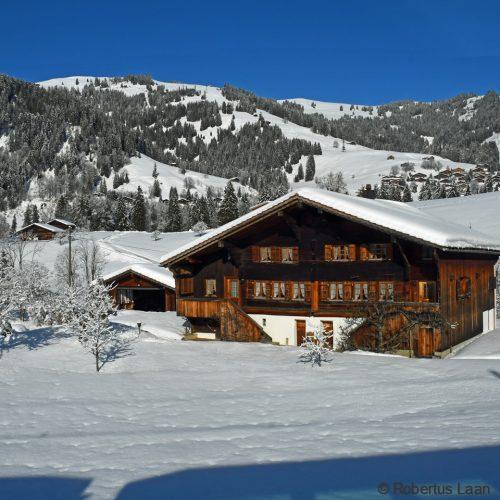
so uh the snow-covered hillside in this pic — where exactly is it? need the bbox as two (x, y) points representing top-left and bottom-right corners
(38, 76), (477, 195)
(281, 97), (378, 119)
(412, 191), (500, 238)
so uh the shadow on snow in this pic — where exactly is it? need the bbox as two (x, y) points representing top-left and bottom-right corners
(115, 444), (500, 500)
(0, 476), (92, 500)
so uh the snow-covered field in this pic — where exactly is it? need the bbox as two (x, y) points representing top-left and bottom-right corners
(2, 322), (500, 499)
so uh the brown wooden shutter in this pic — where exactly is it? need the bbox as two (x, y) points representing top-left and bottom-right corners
(292, 247), (299, 262)
(285, 281), (292, 300)
(360, 245), (368, 261)
(247, 280), (254, 298)
(296, 320), (306, 346)
(271, 247), (280, 262)
(368, 282), (377, 301)
(264, 281), (271, 297)
(344, 282), (352, 301)
(349, 244), (357, 261)
(394, 282), (404, 302)
(324, 244), (332, 261)
(250, 246), (260, 262)
(386, 243), (393, 260)
(320, 282), (328, 301)
(304, 282), (312, 302)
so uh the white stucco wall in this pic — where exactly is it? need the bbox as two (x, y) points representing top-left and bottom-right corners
(249, 314), (353, 347)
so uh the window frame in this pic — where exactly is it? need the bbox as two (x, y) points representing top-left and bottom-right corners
(204, 278), (217, 297)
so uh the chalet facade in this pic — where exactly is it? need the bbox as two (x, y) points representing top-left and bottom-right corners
(161, 188), (499, 357)
(103, 264), (176, 312)
(16, 222), (64, 240)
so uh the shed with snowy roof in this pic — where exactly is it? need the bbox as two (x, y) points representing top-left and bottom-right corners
(103, 264), (176, 312)
(16, 222), (65, 241)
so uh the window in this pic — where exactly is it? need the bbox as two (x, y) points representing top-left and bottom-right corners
(353, 282), (369, 301)
(422, 247), (434, 260)
(281, 247), (295, 263)
(379, 282), (394, 301)
(254, 281), (268, 299)
(329, 282), (344, 301)
(368, 244), (388, 260)
(325, 244), (353, 261)
(456, 277), (471, 300)
(260, 247), (272, 262)
(205, 279), (217, 297)
(292, 282), (306, 300)
(229, 279), (239, 298)
(117, 288), (133, 306)
(272, 281), (286, 299)
(418, 281), (436, 302)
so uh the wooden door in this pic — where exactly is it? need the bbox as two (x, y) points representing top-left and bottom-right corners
(416, 327), (441, 357)
(296, 320), (306, 346)
(224, 277), (241, 306)
(321, 320), (334, 348)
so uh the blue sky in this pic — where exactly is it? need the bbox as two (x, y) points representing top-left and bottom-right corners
(3, 0), (499, 104)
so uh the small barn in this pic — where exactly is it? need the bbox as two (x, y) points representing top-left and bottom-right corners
(103, 264), (176, 312)
(16, 222), (64, 240)
(46, 218), (76, 231)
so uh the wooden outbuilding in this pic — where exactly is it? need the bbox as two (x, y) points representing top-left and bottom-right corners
(16, 222), (64, 241)
(103, 264), (176, 312)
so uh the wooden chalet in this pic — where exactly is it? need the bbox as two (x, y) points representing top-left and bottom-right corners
(16, 222), (64, 241)
(46, 218), (76, 231)
(161, 188), (500, 357)
(103, 264), (176, 312)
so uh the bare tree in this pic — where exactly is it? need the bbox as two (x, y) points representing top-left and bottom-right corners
(78, 239), (106, 284)
(55, 246), (80, 287)
(0, 237), (41, 269)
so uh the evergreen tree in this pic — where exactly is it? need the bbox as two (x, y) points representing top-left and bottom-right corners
(305, 155), (316, 181)
(55, 195), (69, 219)
(132, 186), (147, 231)
(297, 163), (304, 181)
(151, 179), (162, 198)
(218, 182), (239, 226)
(401, 185), (413, 202)
(166, 187), (182, 232)
(22, 205), (32, 227)
(115, 197), (130, 231)
(342, 139), (346, 152)
(31, 204), (40, 223)
(10, 215), (17, 235)
(152, 163), (159, 179)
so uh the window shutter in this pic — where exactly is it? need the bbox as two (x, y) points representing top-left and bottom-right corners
(349, 244), (357, 261)
(264, 281), (271, 297)
(344, 282), (352, 301)
(304, 282), (312, 302)
(271, 247), (280, 262)
(386, 243), (393, 260)
(292, 247), (299, 262)
(285, 282), (292, 300)
(324, 244), (332, 261)
(360, 245), (368, 261)
(368, 282), (377, 301)
(320, 282), (328, 301)
(250, 246), (260, 262)
(394, 282), (404, 302)
(247, 280), (254, 297)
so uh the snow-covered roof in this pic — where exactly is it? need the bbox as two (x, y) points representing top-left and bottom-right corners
(102, 263), (175, 289)
(161, 188), (500, 265)
(47, 218), (75, 227)
(17, 222), (64, 233)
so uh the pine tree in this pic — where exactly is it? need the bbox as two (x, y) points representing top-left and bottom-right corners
(31, 205), (40, 223)
(152, 163), (159, 179)
(305, 155), (316, 181)
(132, 186), (147, 231)
(22, 205), (32, 227)
(229, 116), (235, 131)
(10, 215), (17, 235)
(218, 182), (239, 226)
(115, 197), (130, 231)
(55, 196), (69, 219)
(297, 163), (304, 181)
(342, 139), (346, 152)
(166, 187), (182, 232)
(401, 186), (413, 202)
(151, 179), (162, 198)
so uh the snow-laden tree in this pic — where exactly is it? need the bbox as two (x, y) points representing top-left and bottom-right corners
(191, 221), (209, 235)
(68, 281), (117, 372)
(314, 172), (348, 194)
(298, 321), (334, 367)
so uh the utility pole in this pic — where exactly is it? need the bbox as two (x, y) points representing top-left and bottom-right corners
(68, 227), (72, 287)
